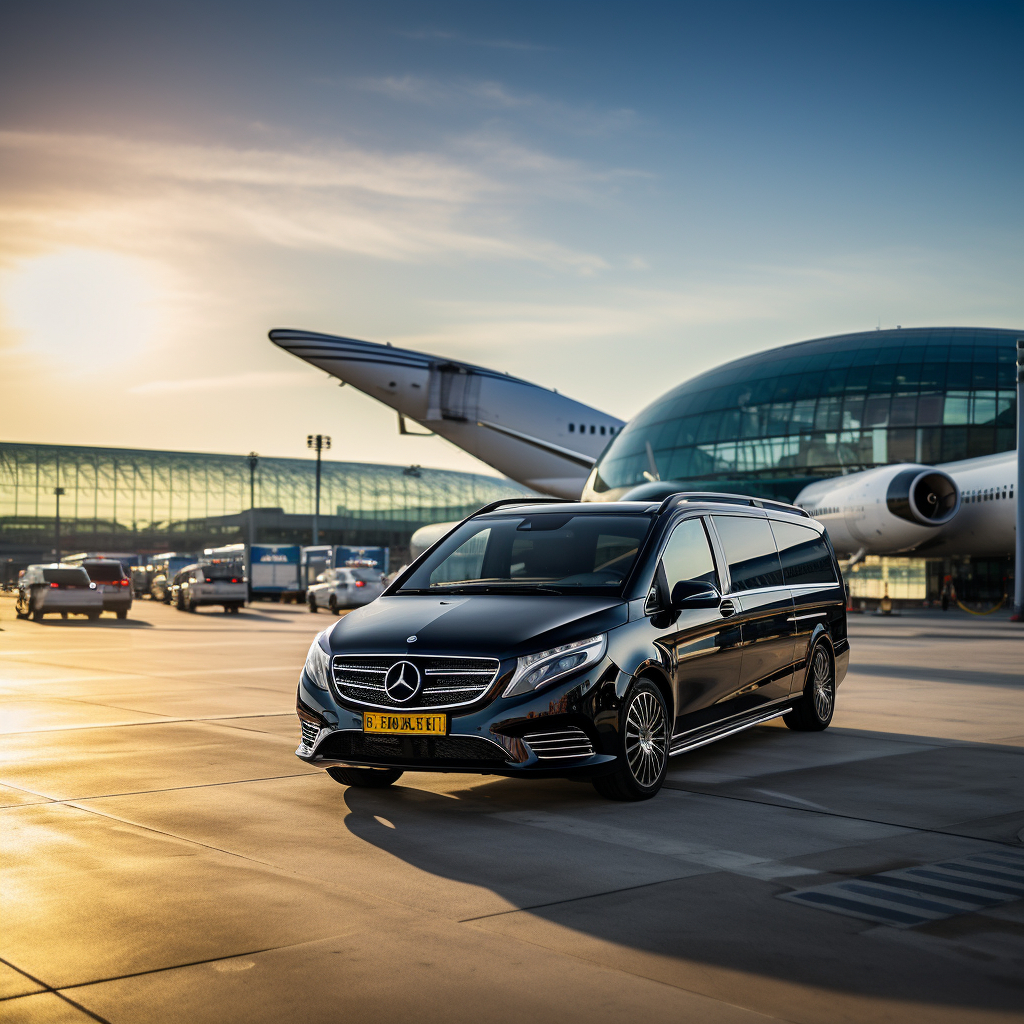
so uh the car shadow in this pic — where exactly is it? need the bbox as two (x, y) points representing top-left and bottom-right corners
(31, 615), (154, 628)
(337, 728), (1024, 1018)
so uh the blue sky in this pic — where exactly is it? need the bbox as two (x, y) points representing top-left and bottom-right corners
(1, 1), (1020, 473)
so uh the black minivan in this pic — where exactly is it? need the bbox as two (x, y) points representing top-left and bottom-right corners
(295, 493), (848, 800)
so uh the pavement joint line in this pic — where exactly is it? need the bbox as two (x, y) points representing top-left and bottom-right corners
(0, 956), (113, 1022)
(0, 771), (318, 806)
(31, 946), (290, 995)
(661, 782), (1024, 849)
(51, 799), (480, 923)
(5, 771), (322, 806)
(458, 872), (724, 923)
(59, 800), (314, 876)
(0, 711), (295, 734)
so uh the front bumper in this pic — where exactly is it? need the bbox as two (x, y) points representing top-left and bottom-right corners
(294, 659), (623, 778)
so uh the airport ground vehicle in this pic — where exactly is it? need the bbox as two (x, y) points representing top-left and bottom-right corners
(137, 553), (194, 601)
(80, 558), (133, 619)
(171, 562), (247, 613)
(295, 494), (849, 801)
(15, 564), (103, 621)
(307, 566), (386, 613)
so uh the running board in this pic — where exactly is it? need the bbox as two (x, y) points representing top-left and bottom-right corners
(669, 704), (794, 757)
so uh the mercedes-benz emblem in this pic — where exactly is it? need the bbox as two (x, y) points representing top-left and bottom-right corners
(384, 660), (422, 703)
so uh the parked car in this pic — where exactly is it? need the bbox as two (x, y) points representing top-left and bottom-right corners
(80, 558), (133, 619)
(307, 567), (385, 614)
(130, 565), (153, 598)
(15, 564), (103, 621)
(150, 573), (170, 603)
(295, 493), (849, 801)
(173, 562), (247, 613)
(148, 553), (196, 600)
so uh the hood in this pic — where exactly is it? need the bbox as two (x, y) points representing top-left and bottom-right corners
(328, 594), (627, 659)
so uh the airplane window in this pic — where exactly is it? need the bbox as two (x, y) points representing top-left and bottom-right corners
(590, 425), (595, 434)
(568, 424), (575, 433)
(600, 426), (606, 435)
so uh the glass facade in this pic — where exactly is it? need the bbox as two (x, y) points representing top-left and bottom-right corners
(587, 327), (1019, 503)
(0, 442), (535, 553)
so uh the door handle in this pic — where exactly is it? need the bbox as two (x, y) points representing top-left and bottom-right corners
(719, 599), (736, 617)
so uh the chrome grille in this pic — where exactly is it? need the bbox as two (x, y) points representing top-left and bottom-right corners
(522, 726), (595, 760)
(299, 719), (320, 747)
(332, 654), (500, 710)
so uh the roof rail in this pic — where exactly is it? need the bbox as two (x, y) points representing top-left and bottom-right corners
(470, 496), (571, 518)
(657, 491), (810, 518)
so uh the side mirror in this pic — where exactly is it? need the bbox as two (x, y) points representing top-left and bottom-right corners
(671, 579), (721, 609)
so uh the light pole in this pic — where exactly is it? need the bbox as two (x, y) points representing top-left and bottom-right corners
(306, 434), (331, 545)
(1012, 339), (1023, 622)
(54, 486), (65, 563)
(247, 452), (259, 548)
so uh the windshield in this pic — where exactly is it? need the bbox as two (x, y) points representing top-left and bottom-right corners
(43, 569), (91, 586)
(83, 562), (125, 582)
(398, 513), (652, 595)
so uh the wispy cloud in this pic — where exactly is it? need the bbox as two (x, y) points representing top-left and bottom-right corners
(358, 75), (636, 136)
(0, 129), (610, 271)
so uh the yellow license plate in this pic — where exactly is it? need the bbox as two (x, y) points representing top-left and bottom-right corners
(363, 712), (447, 735)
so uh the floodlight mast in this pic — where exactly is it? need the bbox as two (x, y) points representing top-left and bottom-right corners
(306, 434), (331, 546)
(247, 452), (259, 552)
(1013, 340), (1023, 622)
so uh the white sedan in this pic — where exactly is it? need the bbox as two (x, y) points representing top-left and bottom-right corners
(307, 567), (385, 614)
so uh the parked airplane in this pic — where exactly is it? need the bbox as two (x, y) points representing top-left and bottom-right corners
(795, 450), (1016, 559)
(271, 328), (1016, 560)
(270, 329), (622, 498)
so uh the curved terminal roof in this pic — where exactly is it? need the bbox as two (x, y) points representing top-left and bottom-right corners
(585, 327), (1020, 502)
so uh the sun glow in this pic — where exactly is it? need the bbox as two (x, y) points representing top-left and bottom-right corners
(3, 249), (161, 365)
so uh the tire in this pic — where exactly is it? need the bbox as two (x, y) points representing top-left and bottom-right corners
(308, 597), (318, 613)
(32, 609), (44, 621)
(231, 604), (241, 614)
(785, 643), (835, 732)
(328, 594), (338, 614)
(326, 766), (404, 788)
(61, 612), (68, 620)
(117, 610), (127, 620)
(592, 680), (669, 801)
(176, 592), (184, 611)
(187, 599), (197, 613)
(88, 612), (100, 621)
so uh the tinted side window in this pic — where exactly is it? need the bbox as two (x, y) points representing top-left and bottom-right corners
(660, 518), (718, 591)
(712, 516), (784, 592)
(770, 521), (837, 585)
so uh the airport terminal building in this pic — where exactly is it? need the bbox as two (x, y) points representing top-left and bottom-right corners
(584, 326), (1017, 503)
(583, 326), (1019, 605)
(0, 441), (535, 573)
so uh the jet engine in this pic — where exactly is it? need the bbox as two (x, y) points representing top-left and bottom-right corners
(795, 464), (960, 557)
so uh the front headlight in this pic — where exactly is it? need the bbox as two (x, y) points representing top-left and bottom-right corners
(503, 634), (606, 698)
(304, 631), (332, 690)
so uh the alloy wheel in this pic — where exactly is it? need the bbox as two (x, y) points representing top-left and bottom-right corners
(624, 689), (668, 788)
(812, 647), (833, 721)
